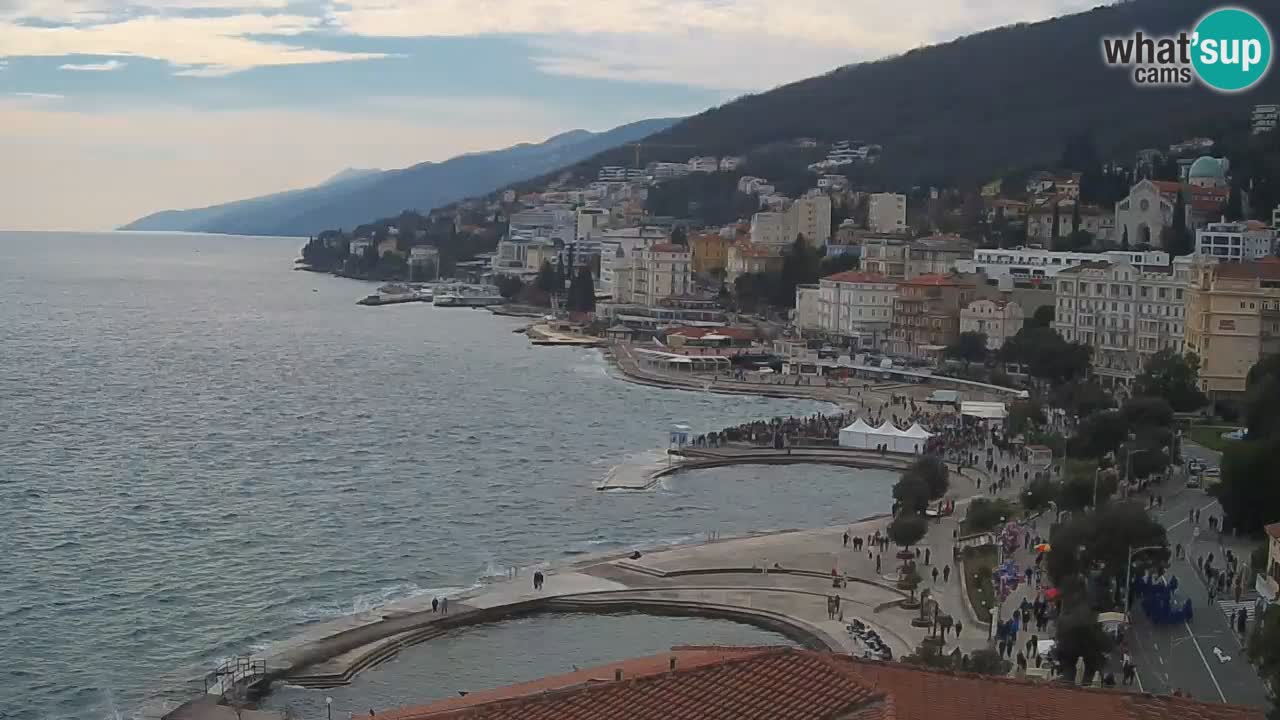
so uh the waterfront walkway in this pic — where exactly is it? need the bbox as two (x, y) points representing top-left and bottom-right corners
(597, 445), (923, 490)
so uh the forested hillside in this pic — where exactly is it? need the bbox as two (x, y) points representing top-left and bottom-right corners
(548, 0), (1280, 191)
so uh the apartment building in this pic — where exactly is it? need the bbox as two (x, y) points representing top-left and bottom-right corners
(725, 242), (783, 282)
(860, 234), (970, 280)
(628, 243), (692, 305)
(795, 284), (822, 333)
(1184, 258), (1280, 397)
(690, 232), (730, 275)
(597, 226), (668, 297)
(868, 193), (907, 233)
(786, 195), (832, 246)
(687, 156), (719, 173)
(961, 247), (1171, 286)
(960, 299), (1025, 350)
(1053, 259), (1192, 385)
(815, 271), (898, 348)
(1195, 220), (1276, 262)
(890, 274), (976, 357)
(750, 211), (788, 247)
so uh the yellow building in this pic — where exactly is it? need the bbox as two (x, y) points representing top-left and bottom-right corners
(690, 232), (730, 275)
(1184, 258), (1280, 397)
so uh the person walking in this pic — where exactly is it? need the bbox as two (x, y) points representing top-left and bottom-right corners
(431, 597), (439, 613)
(931, 566), (939, 583)
(441, 596), (449, 614)
(943, 564), (951, 582)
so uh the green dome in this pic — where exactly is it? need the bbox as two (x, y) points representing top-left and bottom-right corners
(1189, 156), (1225, 179)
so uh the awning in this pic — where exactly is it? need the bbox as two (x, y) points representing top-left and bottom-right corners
(961, 401), (1007, 420)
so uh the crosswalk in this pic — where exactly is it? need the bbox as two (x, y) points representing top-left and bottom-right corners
(1217, 598), (1261, 623)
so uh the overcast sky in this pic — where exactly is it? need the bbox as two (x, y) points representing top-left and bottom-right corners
(0, 0), (1100, 230)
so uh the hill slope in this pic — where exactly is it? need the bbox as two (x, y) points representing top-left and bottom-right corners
(555, 0), (1280, 189)
(120, 118), (679, 236)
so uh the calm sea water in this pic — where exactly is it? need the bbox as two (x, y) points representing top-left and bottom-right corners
(0, 232), (892, 720)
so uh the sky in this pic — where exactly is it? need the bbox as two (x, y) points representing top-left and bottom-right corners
(0, 0), (1101, 230)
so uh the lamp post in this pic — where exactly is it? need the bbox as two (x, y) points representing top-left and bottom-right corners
(1124, 544), (1166, 620)
(326, 696), (333, 720)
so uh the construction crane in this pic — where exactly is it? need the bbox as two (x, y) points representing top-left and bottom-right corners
(624, 142), (700, 170)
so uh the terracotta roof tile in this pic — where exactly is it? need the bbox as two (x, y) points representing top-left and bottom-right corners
(649, 242), (690, 253)
(902, 273), (969, 287)
(385, 648), (890, 720)
(823, 270), (892, 284)
(848, 658), (1262, 720)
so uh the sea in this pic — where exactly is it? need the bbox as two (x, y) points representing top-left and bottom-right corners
(0, 231), (894, 719)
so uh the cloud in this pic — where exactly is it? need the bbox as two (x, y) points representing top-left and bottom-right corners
(59, 58), (126, 71)
(11, 91), (65, 100)
(0, 8), (388, 75)
(327, 0), (1102, 90)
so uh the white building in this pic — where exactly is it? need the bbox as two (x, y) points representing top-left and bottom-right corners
(1196, 220), (1276, 262)
(1053, 258), (1193, 385)
(720, 156), (745, 172)
(795, 284), (822, 332)
(750, 211), (788, 247)
(816, 270), (898, 348)
(786, 195), (832, 246)
(737, 176), (766, 194)
(649, 162), (690, 180)
(628, 243), (692, 305)
(576, 206), (610, 241)
(598, 166), (628, 182)
(960, 247), (1172, 287)
(1114, 179), (1186, 249)
(818, 175), (849, 191)
(960, 299), (1024, 350)
(687, 156), (719, 173)
(868, 193), (907, 233)
(349, 238), (374, 258)
(1254, 104), (1280, 135)
(598, 226), (668, 297)
(509, 207), (575, 245)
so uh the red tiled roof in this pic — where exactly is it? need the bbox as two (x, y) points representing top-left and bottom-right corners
(848, 658), (1261, 720)
(1151, 180), (1185, 196)
(823, 270), (891, 284)
(1213, 260), (1280, 281)
(382, 647), (890, 720)
(902, 273), (968, 287)
(1265, 522), (1280, 541)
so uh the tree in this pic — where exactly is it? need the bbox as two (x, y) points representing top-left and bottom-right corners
(887, 513), (929, 550)
(1133, 349), (1207, 412)
(1120, 225), (1129, 250)
(1054, 609), (1113, 681)
(904, 455), (949, 500)
(1050, 202), (1061, 246)
(671, 225), (688, 246)
(964, 498), (1017, 533)
(1066, 410), (1128, 459)
(1046, 501), (1166, 593)
(1213, 433), (1280, 534)
(1007, 398), (1045, 437)
(536, 260), (558, 295)
(1028, 305), (1055, 329)
(1225, 183), (1244, 222)
(571, 267), (596, 313)
(1169, 190), (1193, 256)
(1120, 396), (1174, 429)
(1023, 477), (1057, 513)
(1051, 380), (1114, 419)
(819, 253), (859, 276)
(1001, 327), (1092, 386)
(1056, 471), (1117, 513)
(893, 475), (931, 515)
(495, 275), (524, 299)
(945, 331), (988, 366)
(1245, 354), (1280, 440)
(1070, 201), (1081, 235)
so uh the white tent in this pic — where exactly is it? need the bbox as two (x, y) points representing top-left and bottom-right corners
(838, 418), (876, 449)
(895, 423), (933, 454)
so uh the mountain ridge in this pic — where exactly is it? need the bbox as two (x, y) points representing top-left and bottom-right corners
(120, 118), (680, 236)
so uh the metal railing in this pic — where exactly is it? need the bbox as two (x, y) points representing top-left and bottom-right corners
(204, 656), (267, 698)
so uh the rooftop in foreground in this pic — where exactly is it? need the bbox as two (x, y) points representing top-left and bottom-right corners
(373, 646), (1264, 720)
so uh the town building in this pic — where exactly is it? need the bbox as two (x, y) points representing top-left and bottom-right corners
(818, 174), (849, 191)
(1114, 180), (1185, 249)
(649, 162), (690, 180)
(749, 211), (788, 247)
(960, 247), (1171, 288)
(816, 270), (897, 348)
(687, 156), (719, 173)
(1053, 259), (1192, 385)
(1185, 258), (1280, 397)
(860, 235), (909, 279)
(905, 234), (974, 277)
(1196, 220), (1277, 262)
(786, 194), (832, 246)
(598, 166), (628, 181)
(960, 298), (1024, 350)
(627, 243), (692, 305)
(1255, 104), (1280, 135)
(1262, 522), (1280, 604)
(794, 284), (821, 332)
(719, 156), (745, 171)
(407, 245), (439, 280)
(598, 226), (669, 297)
(868, 192), (907, 233)
(348, 238), (373, 258)
(890, 274), (977, 357)
(509, 207), (575, 245)
(575, 206), (610, 241)
(689, 232), (730, 275)
(725, 242), (783, 282)
(1026, 201), (1111, 243)
(369, 645), (1263, 720)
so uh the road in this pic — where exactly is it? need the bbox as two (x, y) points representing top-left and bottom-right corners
(1125, 441), (1271, 707)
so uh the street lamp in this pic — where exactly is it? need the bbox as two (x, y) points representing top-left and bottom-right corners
(326, 696), (333, 720)
(1123, 544), (1166, 620)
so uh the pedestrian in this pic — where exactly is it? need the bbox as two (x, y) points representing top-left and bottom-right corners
(932, 566), (939, 583)
(1238, 607), (1249, 636)
(943, 564), (951, 582)
(876, 554), (882, 574)
(925, 547), (931, 566)
(827, 595), (835, 619)
(1016, 651), (1027, 673)
(441, 596), (448, 614)
(843, 531), (850, 548)
(431, 597), (439, 613)
(955, 621), (962, 636)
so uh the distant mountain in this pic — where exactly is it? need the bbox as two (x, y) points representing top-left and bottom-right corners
(120, 118), (680, 236)
(555, 0), (1280, 191)
(321, 167), (381, 185)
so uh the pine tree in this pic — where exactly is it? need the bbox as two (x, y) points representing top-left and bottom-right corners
(1050, 202), (1061, 248)
(1121, 226), (1130, 250)
(1171, 190), (1191, 256)
(1070, 201), (1081, 234)
(1225, 183), (1244, 222)
(536, 260), (557, 295)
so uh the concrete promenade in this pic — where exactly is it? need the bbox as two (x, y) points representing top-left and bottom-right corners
(597, 445), (923, 490)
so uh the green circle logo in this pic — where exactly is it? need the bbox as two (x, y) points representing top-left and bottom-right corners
(1192, 7), (1272, 92)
